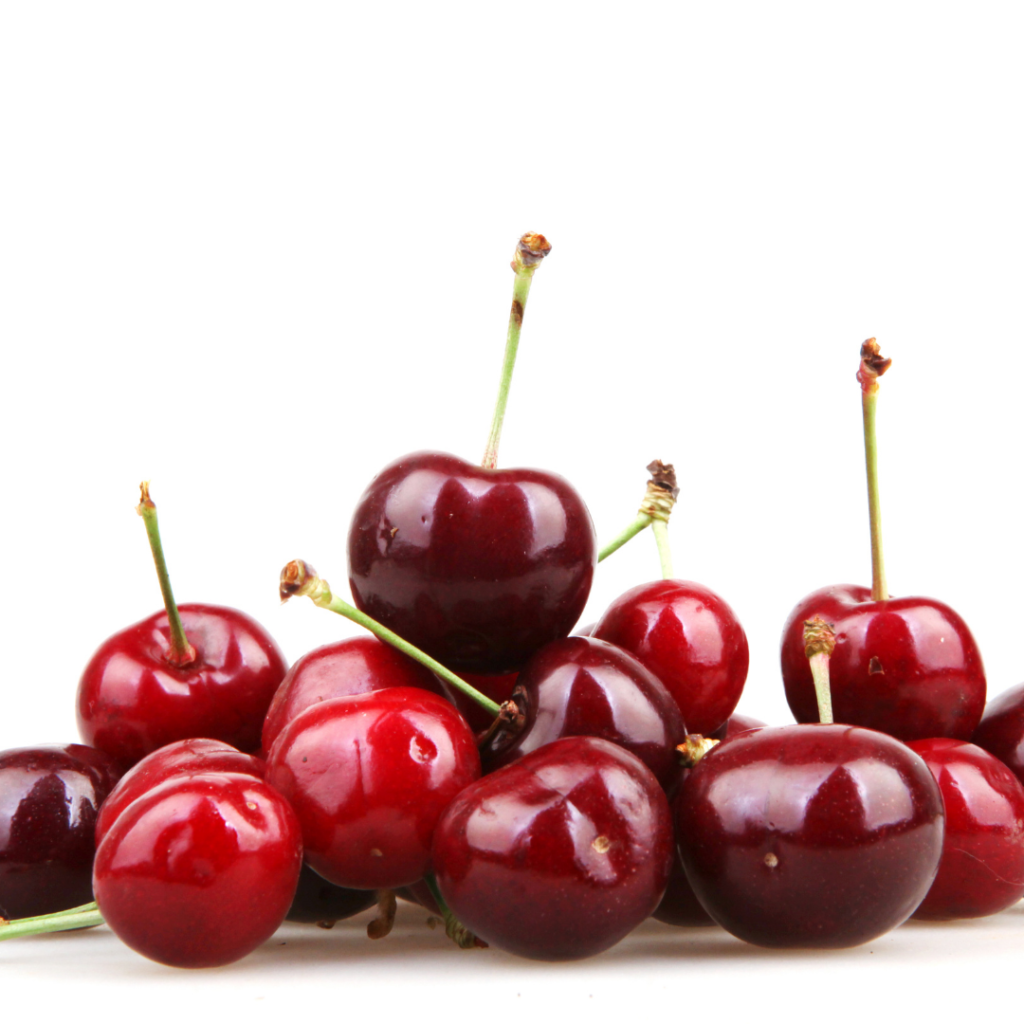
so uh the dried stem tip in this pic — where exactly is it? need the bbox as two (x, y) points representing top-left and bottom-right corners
(279, 559), (331, 604)
(676, 734), (720, 768)
(639, 460), (679, 523)
(856, 338), (892, 395)
(511, 233), (551, 273)
(136, 480), (155, 515)
(803, 616), (837, 659)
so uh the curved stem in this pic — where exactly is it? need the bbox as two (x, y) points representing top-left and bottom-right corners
(423, 873), (485, 949)
(482, 233), (551, 470)
(598, 513), (652, 562)
(0, 902), (103, 941)
(651, 520), (674, 580)
(279, 561), (501, 717)
(136, 483), (196, 667)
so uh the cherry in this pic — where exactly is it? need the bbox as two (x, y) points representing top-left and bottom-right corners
(286, 863), (377, 925)
(711, 711), (766, 741)
(481, 635), (686, 788)
(675, 723), (944, 948)
(261, 636), (448, 754)
(906, 737), (1024, 920)
(593, 579), (749, 736)
(780, 341), (985, 741)
(432, 735), (672, 960)
(0, 744), (122, 919)
(77, 485), (288, 764)
(93, 771), (301, 968)
(265, 687), (480, 890)
(972, 682), (1024, 787)
(95, 738), (265, 844)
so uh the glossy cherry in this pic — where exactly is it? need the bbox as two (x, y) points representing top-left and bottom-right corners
(676, 724), (944, 948)
(781, 585), (986, 741)
(93, 771), (301, 968)
(973, 682), (1024, 787)
(261, 636), (447, 754)
(347, 451), (597, 675)
(907, 737), (1024, 920)
(78, 603), (288, 765)
(266, 687), (479, 890)
(482, 636), (686, 788)
(433, 735), (673, 960)
(0, 744), (122, 919)
(95, 737), (265, 844)
(593, 579), (749, 735)
(286, 863), (377, 925)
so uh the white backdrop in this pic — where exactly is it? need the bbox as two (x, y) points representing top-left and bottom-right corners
(2, 2), (1023, 1020)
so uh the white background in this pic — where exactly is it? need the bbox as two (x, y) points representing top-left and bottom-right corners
(2, 1), (1023, 1020)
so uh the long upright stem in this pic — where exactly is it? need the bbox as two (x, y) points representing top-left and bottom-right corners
(857, 340), (892, 602)
(804, 617), (837, 724)
(651, 521), (674, 579)
(279, 561), (501, 717)
(136, 482), (196, 666)
(481, 233), (551, 470)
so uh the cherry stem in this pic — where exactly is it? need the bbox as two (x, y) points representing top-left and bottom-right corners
(597, 461), (680, 567)
(423, 873), (486, 949)
(366, 889), (397, 940)
(136, 482), (197, 667)
(857, 339), (892, 602)
(652, 521), (674, 579)
(676, 734), (720, 767)
(804, 616), (837, 724)
(279, 560), (502, 718)
(481, 233), (552, 470)
(0, 901), (103, 941)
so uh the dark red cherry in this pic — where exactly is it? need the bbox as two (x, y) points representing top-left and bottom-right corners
(781, 585), (986, 741)
(286, 863), (377, 925)
(973, 682), (1024, 787)
(433, 735), (673, 960)
(95, 737), (265, 844)
(78, 603), (288, 765)
(676, 724), (943, 948)
(261, 636), (447, 754)
(651, 847), (715, 927)
(266, 687), (480, 890)
(482, 636), (686, 788)
(907, 738), (1024, 920)
(0, 745), (122, 919)
(592, 579), (749, 735)
(347, 451), (597, 675)
(711, 712), (767, 741)
(93, 772), (301, 968)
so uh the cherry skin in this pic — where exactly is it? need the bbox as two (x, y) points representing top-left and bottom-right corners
(95, 738), (265, 844)
(675, 724), (944, 948)
(93, 771), (301, 968)
(781, 585), (986, 741)
(286, 863), (377, 925)
(592, 579), (749, 735)
(711, 712), (767, 741)
(78, 603), (288, 766)
(261, 636), (447, 754)
(907, 738), (1024, 920)
(481, 636), (686, 788)
(266, 687), (480, 890)
(347, 451), (597, 675)
(0, 744), (122, 919)
(433, 735), (673, 960)
(972, 682), (1024, 787)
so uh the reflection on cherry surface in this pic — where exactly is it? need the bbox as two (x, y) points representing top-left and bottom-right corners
(973, 682), (1024, 788)
(676, 724), (944, 948)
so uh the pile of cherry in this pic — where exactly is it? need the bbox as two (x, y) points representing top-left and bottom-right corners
(4, 235), (1024, 968)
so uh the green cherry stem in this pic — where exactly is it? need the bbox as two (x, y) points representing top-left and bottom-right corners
(423, 873), (486, 949)
(803, 616), (837, 724)
(0, 902), (104, 941)
(651, 521), (674, 579)
(279, 560), (501, 718)
(481, 233), (552, 470)
(597, 460), (680, 568)
(857, 339), (892, 602)
(136, 482), (197, 667)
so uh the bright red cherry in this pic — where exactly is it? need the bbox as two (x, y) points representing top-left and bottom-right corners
(482, 636), (686, 788)
(347, 451), (596, 675)
(676, 724), (944, 948)
(0, 744), (122, 919)
(907, 738), (1024, 920)
(593, 579), (749, 735)
(261, 636), (447, 754)
(433, 735), (672, 960)
(781, 585), (985, 741)
(973, 682), (1024, 787)
(93, 772), (301, 968)
(95, 737), (265, 844)
(265, 687), (480, 890)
